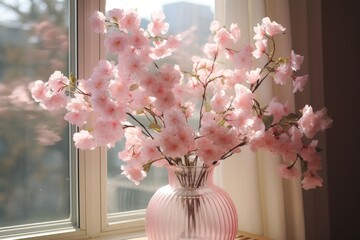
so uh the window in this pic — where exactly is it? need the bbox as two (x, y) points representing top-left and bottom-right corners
(0, 0), (78, 238)
(105, 0), (215, 220)
(0, 0), (215, 239)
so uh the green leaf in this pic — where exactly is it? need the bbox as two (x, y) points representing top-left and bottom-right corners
(301, 160), (308, 173)
(149, 122), (161, 132)
(129, 83), (139, 91)
(217, 118), (226, 126)
(136, 109), (144, 115)
(278, 113), (299, 126)
(204, 101), (211, 112)
(262, 114), (274, 129)
(315, 147), (323, 153)
(143, 162), (152, 172)
(69, 72), (77, 87)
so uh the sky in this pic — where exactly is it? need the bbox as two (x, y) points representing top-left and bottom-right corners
(106, 0), (214, 19)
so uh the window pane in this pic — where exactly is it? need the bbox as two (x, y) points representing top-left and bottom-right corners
(0, 0), (74, 228)
(106, 0), (214, 214)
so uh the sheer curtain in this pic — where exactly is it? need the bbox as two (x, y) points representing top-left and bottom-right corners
(215, 1), (305, 239)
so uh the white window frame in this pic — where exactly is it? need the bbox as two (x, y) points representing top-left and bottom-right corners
(78, 0), (147, 238)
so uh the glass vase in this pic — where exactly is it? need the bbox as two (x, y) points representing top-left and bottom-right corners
(145, 163), (238, 240)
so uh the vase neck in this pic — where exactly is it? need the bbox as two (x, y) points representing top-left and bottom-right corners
(166, 165), (216, 188)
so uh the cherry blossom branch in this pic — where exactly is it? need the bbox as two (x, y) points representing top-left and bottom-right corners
(122, 124), (150, 138)
(126, 112), (154, 139)
(220, 139), (248, 160)
(251, 37), (276, 93)
(198, 47), (219, 130)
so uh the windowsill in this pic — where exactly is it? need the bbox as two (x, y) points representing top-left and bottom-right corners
(96, 231), (270, 240)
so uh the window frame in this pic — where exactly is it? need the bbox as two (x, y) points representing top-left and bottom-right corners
(77, 0), (147, 237)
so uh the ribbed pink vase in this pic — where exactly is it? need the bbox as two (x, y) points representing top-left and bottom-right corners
(145, 163), (238, 240)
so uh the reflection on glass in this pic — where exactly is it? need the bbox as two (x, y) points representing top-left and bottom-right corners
(0, 0), (72, 227)
(105, 0), (214, 214)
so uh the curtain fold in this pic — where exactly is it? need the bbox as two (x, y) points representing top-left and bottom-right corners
(215, 0), (305, 239)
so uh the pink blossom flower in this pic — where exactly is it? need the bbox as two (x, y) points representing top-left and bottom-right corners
(140, 138), (161, 162)
(129, 88), (152, 111)
(233, 84), (254, 111)
(165, 35), (181, 50)
(154, 91), (176, 111)
(195, 137), (224, 165)
(298, 105), (332, 138)
(123, 52), (146, 74)
(102, 100), (126, 121)
(211, 89), (231, 113)
(65, 94), (89, 112)
(293, 75), (308, 93)
(121, 162), (147, 185)
(261, 17), (286, 36)
(147, 11), (169, 35)
(290, 50), (304, 71)
(119, 9), (140, 32)
(86, 75), (109, 94)
(300, 140), (320, 165)
(150, 41), (172, 59)
(210, 20), (221, 33)
(231, 45), (254, 69)
(42, 92), (67, 111)
(252, 39), (268, 59)
(89, 11), (106, 33)
(123, 127), (144, 147)
(130, 29), (149, 49)
(158, 64), (182, 88)
(104, 31), (128, 53)
(253, 23), (266, 40)
(93, 118), (124, 147)
(48, 70), (69, 92)
(278, 164), (300, 179)
(149, 81), (166, 96)
(107, 8), (124, 23)
(90, 91), (109, 112)
(301, 171), (323, 190)
(92, 60), (116, 80)
(200, 112), (220, 135)
(224, 69), (247, 88)
(230, 23), (241, 42)
(64, 110), (89, 126)
(265, 97), (289, 123)
(30, 80), (49, 102)
(176, 126), (196, 150)
(273, 62), (292, 85)
(163, 109), (187, 129)
(246, 68), (261, 84)
(214, 28), (234, 49)
(157, 129), (188, 158)
(203, 43), (219, 59)
(211, 127), (240, 152)
(73, 130), (97, 150)
(249, 129), (281, 153)
(108, 77), (131, 102)
(289, 126), (304, 152)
